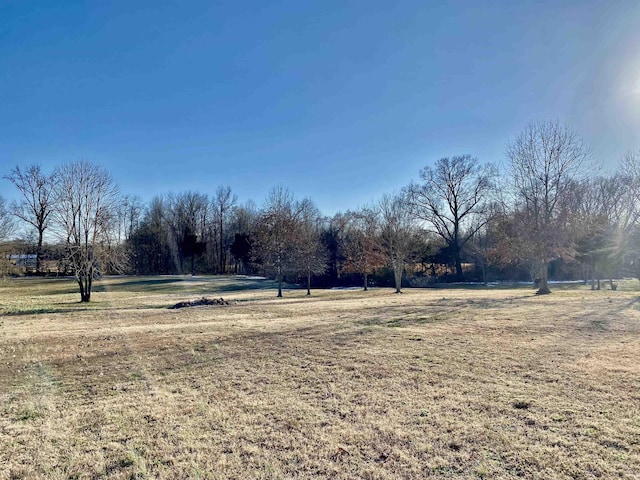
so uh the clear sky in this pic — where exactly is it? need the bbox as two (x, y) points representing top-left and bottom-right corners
(1, 0), (640, 213)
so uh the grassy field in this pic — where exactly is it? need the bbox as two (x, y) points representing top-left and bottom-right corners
(1, 276), (639, 479)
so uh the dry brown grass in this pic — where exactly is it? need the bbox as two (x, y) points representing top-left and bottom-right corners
(1, 276), (639, 479)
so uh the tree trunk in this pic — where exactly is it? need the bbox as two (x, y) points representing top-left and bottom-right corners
(78, 277), (92, 302)
(277, 270), (283, 298)
(307, 271), (311, 296)
(363, 272), (368, 291)
(394, 260), (403, 293)
(536, 260), (551, 295)
(36, 229), (44, 274)
(86, 276), (92, 302)
(191, 254), (195, 276)
(219, 217), (225, 274)
(453, 245), (464, 281)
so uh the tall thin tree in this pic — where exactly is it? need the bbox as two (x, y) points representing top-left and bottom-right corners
(379, 192), (417, 293)
(255, 186), (303, 297)
(506, 121), (590, 294)
(342, 207), (384, 291)
(295, 199), (327, 295)
(4, 165), (56, 273)
(0, 195), (15, 241)
(213, 186), (237, 274)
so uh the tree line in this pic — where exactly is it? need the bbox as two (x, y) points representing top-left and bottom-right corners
(2, 120), (640, 301)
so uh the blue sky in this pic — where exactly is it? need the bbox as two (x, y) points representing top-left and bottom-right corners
(1, 0), (640, 213)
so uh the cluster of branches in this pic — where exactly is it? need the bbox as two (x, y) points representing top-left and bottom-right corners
(2, 162), (122, 301)
(4, 121), (640, 300)
(498, 122), (640, 294)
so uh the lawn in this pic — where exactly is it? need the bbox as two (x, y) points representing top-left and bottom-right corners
(1, 276), (639, 479)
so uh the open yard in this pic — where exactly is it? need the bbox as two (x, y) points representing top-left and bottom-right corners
(1, 276), (639, 479)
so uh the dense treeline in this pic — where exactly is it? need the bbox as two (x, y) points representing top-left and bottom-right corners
(3, 121), (640, 300)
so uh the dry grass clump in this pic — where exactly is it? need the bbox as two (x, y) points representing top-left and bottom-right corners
(1, 276), (639, 479)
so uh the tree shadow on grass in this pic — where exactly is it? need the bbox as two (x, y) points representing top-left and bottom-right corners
(356, 316), (446, 328)
(2, 302), (169, 316)
(91, 276), (278, 294)
(92, 278), (185, 293)
(2, 307), (85, 316)
(614, 296), (640, 313)
(200, 281), (280, 293)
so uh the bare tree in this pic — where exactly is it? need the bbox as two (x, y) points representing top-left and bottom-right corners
(295, 199), (327, 295)
(229, 200), (258, 274)
(465, 202), (505, 285)
(0, 195), (15, 241)
(4, 165), (57, 273)
(254, 186), (303, 297)
(379, 192), (417, 293)
(54, 161), (123, 302)
(568, 175), (631, 289)
(0, 196), (15, 276)
(342, 207), (384, 290)
(408, 155), (495, 281)
(322, 212), (349, 285)
(616, 151), (640, 279)
(619, 150), (640, 227)
(116, 195), (144, 243)
(506, 121), (591, 294)
(128, 196), (177, 275)
(164, 192), (208, 275)
(213, 186), (237, 274)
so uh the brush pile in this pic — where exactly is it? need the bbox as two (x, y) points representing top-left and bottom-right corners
(169, 297), (230, 309)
